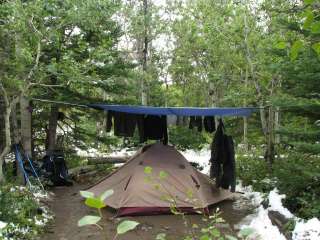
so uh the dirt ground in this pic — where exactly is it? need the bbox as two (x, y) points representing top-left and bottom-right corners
(41, 183), (254, 240)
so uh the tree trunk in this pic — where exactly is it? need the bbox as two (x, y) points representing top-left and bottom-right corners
(274, 107), (280, 144)
(0, 97), (6, 153)
(11, 102), (26, 184)
(0, 102), (12, 183)
(243, 13), (268, 138)
(20, 96), (32, 157)
(141, 0), (148, 105)
(243, 68), (249, 151)
(260, 107), (268, 137)
(0, 96), (6, 183)
(47, 104), (59, 154)
(265, 106), (275, 168)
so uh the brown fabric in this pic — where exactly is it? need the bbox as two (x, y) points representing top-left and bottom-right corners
(87, 143), (232, 211)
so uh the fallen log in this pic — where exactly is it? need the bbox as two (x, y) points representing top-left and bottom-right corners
(69, 165), (96, 177)
(87, 156), (129, 165)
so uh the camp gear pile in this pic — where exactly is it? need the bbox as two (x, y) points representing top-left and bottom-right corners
(42, 150), (73, 186)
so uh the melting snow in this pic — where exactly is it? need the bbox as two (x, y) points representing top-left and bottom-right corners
(267, 189), (294, 219)
(180, 148), (211, 174)
(0, 221), (7, 229)
(241, 206), (287, 240)
(292, 218), (320, 240)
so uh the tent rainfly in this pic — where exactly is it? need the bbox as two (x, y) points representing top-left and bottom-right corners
(87, 143), (232, 216)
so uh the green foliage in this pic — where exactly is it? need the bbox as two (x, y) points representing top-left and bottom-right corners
(78, 189), (139, 239)
(78, 215), (101, 227)
(80, 191), (95, 199)
(237, 149), (272, 192)
(156, 233), (167, 240)
(169, 126), (209, 150)
(100, 189), (114, 201)
(290, 40), (304, 61)
(237, 149), (320, 219)
(272, 153), (320, 218)
(85, 197), (106, 209)
(144, 166), (153, 175)
(0, 184), (51, 240)
(116, 220), (140, 235)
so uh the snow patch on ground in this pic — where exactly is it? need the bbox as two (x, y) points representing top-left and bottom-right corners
(293, 218), (320, 240)
(180, 148), (210, 174)
(109, 147), (136, 158)
(0, 221), (7, 229)
(236, 181), (264, 207)
(75, 147), (105, 157)
(241, 206), (287, 240)
(267, 189), (294, 219)
(236, 182), (320, 240)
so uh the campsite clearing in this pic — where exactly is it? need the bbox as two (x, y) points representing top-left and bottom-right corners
(42, 184), (253, 240)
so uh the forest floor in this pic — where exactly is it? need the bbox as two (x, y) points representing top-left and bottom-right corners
(41, 183), (253, 240)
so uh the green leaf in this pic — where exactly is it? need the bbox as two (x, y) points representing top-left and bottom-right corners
(47, 64), (57, 74)
(156, 233), (167, 240)
(275, 41), (287, 49)
(312, 42), (320, 56)
(290, 40), (303, 61)
(186, 189), (194, 199)
(192, 223), (199, 229)
(303, 10), (314, 29)
(310, 21), (320, 33)
(117, 220), (139, 235)
(144, 166), (153, 175)
(80, 191), (95, 199)
(304, 0), (315, 5)
(210, 228), (220, 237)
(159, 170), (168, 179)
(238, 228), (255, 237)
(78, 215), (101, 227)
(225, 235), (237, 240)
(85, 197), (106, 209)
(100, 189), (114, 201)
(199, 234), (211, 240)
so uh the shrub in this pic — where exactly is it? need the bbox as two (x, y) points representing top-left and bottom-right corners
(272, 153), (320, 219)
(237, 147), (320, 219)
(0, 184), (52, 240)
(168, 126), (210, 150)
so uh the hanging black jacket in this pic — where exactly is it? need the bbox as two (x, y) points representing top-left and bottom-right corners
(203, 116), (216, 133)
(209, 119), (236, 192)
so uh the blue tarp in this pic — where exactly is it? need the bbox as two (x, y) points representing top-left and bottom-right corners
(88, 104), (257, 117)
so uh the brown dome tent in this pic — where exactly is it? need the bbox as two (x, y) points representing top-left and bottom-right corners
(87, 143), (232, 216)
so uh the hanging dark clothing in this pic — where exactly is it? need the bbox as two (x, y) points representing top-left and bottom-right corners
(209, 119), (236, 192)
(220, 135), (236, 192)
(189, 116), (203, 132)
(107, 111), (137, 137)
(203, 116), (216, 133)
(209, 120), (225, 184)
(143, 115), (168, 144)
(137, 114), (146, 143)
(106, 111), (113, 132)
